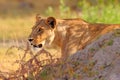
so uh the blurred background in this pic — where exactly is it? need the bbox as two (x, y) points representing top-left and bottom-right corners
(0, 0), (120, 44)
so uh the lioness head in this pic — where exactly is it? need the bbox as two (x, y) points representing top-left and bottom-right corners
(28, 14), (56, 52)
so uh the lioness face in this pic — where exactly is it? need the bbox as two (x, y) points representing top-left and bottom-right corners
(28, 15), (56, 52)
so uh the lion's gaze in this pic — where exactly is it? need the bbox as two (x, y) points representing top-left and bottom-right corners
(28, 15), (56, 52)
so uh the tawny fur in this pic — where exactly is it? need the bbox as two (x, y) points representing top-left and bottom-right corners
(28, 16), (120, 58)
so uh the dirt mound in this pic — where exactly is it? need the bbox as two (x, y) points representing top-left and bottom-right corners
(59, 29), (120, 80)
(35, 29), (120, 80)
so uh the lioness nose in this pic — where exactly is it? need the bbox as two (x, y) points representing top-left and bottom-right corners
(28, 38), (33, 42)
(38, 44), (42, 48)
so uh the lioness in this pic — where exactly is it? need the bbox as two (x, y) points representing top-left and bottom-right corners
(28, 14), (120, 58)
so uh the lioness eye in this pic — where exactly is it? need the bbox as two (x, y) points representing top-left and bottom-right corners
(38, 28), (42, 32)
(38, 29), (41, 32)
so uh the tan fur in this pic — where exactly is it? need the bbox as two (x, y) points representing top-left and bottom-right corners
(28, 15), (120, 58)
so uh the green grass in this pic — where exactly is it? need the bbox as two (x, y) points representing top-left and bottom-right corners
(81, 4), (120, 23)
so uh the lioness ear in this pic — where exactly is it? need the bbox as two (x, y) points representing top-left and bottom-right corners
(36, 14), (41, 23)
(46, 17), (56, 29)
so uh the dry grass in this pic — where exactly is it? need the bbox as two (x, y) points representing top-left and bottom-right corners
(0, 16), (34, 40)
(0, 42), (61, 80)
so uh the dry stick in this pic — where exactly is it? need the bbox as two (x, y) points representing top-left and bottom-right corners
(16, 49), (54, 78)
(1, 41), (60, 79)
(21, 42), (32, 61)
(5, 46), (21, 55)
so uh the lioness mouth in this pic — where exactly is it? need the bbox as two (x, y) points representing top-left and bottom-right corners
(33, 44), (42, 48)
